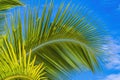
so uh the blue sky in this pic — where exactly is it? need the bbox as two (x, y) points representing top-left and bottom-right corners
(21, 0), (120, 36)
(10, 0), (120, 80)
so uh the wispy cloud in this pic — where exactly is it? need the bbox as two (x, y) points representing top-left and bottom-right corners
(100, 73), (120, 80)
(103, 36), (120, 70)
(105, 53), (120, 70)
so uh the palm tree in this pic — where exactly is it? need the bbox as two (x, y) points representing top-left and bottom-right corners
(0, 1), (105, 80)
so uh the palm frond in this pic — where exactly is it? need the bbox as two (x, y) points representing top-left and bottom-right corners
(4, 2), (106, 80)
(0, 0), (23, 42)
(0, 0), (23, 11)
(0, 37), (47, 80)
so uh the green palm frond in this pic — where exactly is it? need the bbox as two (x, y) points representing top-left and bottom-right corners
(4, 2), (105, 80)
(0, 0), (23, 11)
(0, 37), (47, 80)
(0, 0), (23, 40)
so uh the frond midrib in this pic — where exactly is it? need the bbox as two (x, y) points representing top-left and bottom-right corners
(27, 38), (92, 55)
(4, 74), (33, 80)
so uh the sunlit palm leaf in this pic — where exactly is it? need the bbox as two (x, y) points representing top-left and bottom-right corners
(4, 2), (105, 80)
(0, 37), (47, 80)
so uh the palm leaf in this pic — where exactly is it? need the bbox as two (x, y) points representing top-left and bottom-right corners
(0, 0), (23, 11)
(0, 0), (23, 36)
(0, 37), (47, 80)
(4, 2), (105, 80)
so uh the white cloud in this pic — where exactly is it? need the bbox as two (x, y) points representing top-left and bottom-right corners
(96, 37), (120, 80)
(102, 36), (120, 70)
(100, 73), (120, 80)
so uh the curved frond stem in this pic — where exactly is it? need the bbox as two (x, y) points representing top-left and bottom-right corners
(27, 38), (93, 55)
(4, 75), (33, 80)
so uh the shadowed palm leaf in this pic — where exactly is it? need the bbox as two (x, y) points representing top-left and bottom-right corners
(0, 37), (47, 80)
(0, 14), (5, 36)
(4, 2), (105, 80)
